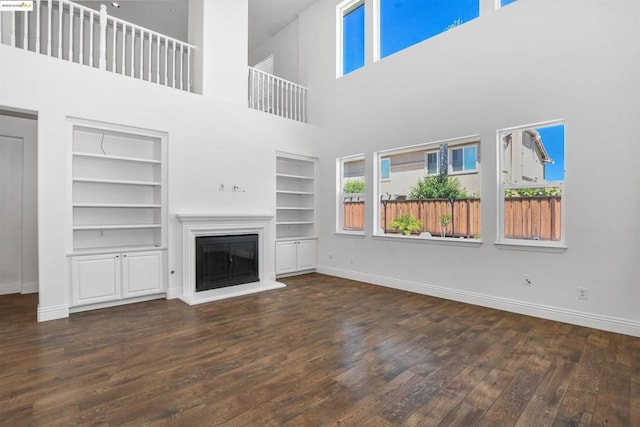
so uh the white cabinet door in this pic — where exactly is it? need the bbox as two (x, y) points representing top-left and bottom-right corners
(296, 239), (316, 270)
(122, 251), (163, 298)
(71, 254), (121, 306)
(275, 241), (297, 274)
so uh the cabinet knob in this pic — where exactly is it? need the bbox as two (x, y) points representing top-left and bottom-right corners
(123, 254), (127, 257)
(116, 255), (119, 258)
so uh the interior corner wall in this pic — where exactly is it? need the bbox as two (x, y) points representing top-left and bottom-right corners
(297, 0), (640, 335)
(249, 19), (300, 84)
(0, 115), (38, 292)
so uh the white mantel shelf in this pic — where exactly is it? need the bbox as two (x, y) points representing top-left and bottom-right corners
(176, 213), (284, 305)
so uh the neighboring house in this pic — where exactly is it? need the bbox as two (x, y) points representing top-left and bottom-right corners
(380, 142), (480, 197)
(502, 130), (551, 184)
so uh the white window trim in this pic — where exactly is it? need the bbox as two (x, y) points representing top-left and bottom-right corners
(336, 0), (365, 78)
(337, 154), (366, 235)
(373, 134), (481, 240)
(496, 119), (566, 249)
(424, 150), (440, 176)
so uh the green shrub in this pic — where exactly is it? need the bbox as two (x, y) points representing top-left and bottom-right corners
(409, 174), (468, 200)
(504, 187), (562, 197)
(343, 180), (365, 194)
(390, 214), (422, 236)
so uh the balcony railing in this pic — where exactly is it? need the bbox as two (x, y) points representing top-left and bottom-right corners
(0, 1), (195, 92)
(248, 67), (307, 123)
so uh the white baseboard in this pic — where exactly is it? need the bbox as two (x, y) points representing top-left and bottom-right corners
(37, 303), (69, 322)
(21, 282), (39, 294)
(0, 282), (22, 295)
(316, 265), (640, 338)
(165, 286), (182, 300)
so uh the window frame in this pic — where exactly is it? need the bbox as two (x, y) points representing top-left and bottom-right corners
(373, 134), (482, 242)
(496, 119), (566, 249)
(380, 157), (391, 181)
(449, 144), (478, 175)
(336, 0), (366, 78)
(337, 154), (366, 235)
(425, 150), (440, 176)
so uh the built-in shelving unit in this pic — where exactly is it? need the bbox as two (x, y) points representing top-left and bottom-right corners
(275, 152), (317, 276)
(67, 119), (167, 310)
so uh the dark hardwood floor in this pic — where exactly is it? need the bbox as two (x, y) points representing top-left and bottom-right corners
(1, 273), (639, 426)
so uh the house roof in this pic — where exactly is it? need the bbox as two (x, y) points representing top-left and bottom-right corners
(525, 129), (552, 164)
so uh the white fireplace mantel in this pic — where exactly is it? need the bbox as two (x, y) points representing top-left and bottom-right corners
(176, 213), (284, 305)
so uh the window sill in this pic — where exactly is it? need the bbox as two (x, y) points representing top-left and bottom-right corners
(335, 231), (366, 238)
(494, 240), (567, 253)
(373, 233), (482, 247)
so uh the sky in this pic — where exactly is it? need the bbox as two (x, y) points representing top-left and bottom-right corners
(537, 124), (565, 182)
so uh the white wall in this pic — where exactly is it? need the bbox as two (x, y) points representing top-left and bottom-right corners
(249, 19), (300, 84)
(0, 45), (318, 320)
(291, 0), (640, 335)
(0, 115), (38, 294)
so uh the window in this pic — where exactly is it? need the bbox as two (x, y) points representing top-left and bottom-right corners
(499, 0), (518, 8)
(375, 136), (481, 240)
(450, 145), (477, 173)
(426, 151), (440, 175)
(380, 158), (390, 180)
(337, 155), (366, 233)
(379, 0), (480, 59)
(498, 121), (565, 245)
(338, 0), (365, 76)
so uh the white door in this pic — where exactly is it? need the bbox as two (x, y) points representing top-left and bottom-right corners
(71, 254), (121, 306)
(0, 136), (23, 293)
(275, 241), (297, 274)
(296, 239), (316, 271)
(122, 251), (163, 298)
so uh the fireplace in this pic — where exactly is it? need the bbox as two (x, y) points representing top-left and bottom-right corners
(196, 234), (259, 292)
(175, 213), (285, 305)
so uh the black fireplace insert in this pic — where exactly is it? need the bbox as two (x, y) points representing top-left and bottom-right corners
(195, 234), (259, 292)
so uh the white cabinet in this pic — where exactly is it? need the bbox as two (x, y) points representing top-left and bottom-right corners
(71, 250), (163, 307)
(68, 119), (167, 311)
(276, 152), (317, 276)
(71, 254), (121, 306)
(275, 239), (316, 275)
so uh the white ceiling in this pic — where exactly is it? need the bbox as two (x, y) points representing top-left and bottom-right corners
(76, 0), (318, 51)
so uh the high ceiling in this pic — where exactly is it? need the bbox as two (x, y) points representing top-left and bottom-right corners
(76, 0), (318, 51)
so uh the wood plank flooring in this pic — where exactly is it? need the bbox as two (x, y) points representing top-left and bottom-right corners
(1, 273), (639, 426)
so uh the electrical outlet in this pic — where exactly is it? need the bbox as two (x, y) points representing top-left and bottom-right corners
(578, 287), (588, 300)
(523, 274), (533, 286)
(349, 256), (354, 265)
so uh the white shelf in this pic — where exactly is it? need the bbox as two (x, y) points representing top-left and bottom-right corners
(276, 173), (314, 180)
(276, 190), (314, 195)
(73, 224), (161, 230)
(73, 178), (161, 186)
(73, 203), (161, 208)
(73, 151), (161, 164)
(68, 245), (167, 256)
(277, 207), (314, 210)
(276, 221), (314, 226)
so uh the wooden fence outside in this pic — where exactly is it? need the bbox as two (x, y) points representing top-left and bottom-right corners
(343, 196), (562, 240)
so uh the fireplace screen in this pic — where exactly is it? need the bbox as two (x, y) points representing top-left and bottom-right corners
(195, 234), (259, 292)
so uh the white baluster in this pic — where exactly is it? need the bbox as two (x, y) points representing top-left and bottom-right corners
(68, 3), (73, 61)
(130, 26), (134, 76)
(179, 44), (183, 90)
(186, 47), (191, 91)
(171, 41), (175, 88)
(121, 23), (125, 74)
(148, 33), (152, 81)
(47, 0), (53, 56)
(138, 29), (144, 79)
(57, 0), (61, 57)
(35, 0), (40, 53)
(78, 8), (83, 64)
(98, 4), (106, 69)
(111, 19), (116, 71)
(156, 35), (160, 84)
(164, 37), (168, 86)
(10, 11), (16, 47)
(89, 11), (94, 67)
